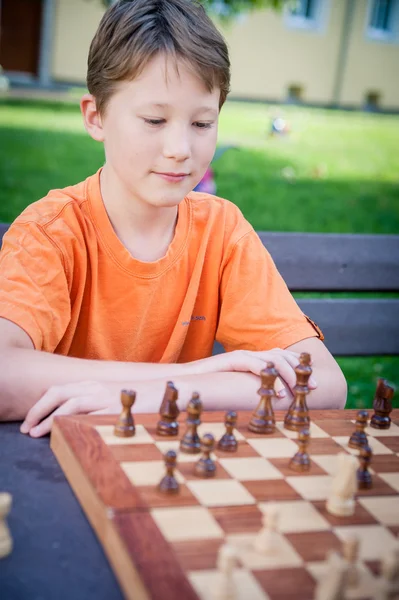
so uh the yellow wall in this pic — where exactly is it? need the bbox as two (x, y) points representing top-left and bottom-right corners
(218, 2), (345, 104)
(50, 0), (399, 109)
(52, 0), (104, 83)
(339, 2), (399, 109)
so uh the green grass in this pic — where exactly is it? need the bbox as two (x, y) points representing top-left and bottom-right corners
(0, 97), (398, 408)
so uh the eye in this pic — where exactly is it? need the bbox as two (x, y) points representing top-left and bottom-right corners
(144, 119), (164, 126)
(195, 122), (214, 129)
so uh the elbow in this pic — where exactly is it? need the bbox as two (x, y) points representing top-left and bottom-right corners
(330, 368), (348, 409)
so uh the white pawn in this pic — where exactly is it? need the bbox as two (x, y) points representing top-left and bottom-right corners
(0, 492), (13, 558)
(213, 543), (237, 600)
(314, 550), (348, 600)
(326, 453), (358, 517)
(342, 534), (360, 587)
(374, 539), (399, 600)
(253, 504), (279, 554)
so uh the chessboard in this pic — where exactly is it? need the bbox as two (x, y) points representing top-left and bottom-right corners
(50, 408), (399, 600)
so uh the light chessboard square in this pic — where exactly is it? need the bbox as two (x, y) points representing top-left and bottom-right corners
(333, 436), (393, 455)
(247, 437), (298, 458)
(311, 454), (342, 476)
(364, 423), (399, 437)
(307, 560), (377, 600)
(276, 421), (329, 439)
(226, 532), (303, 569)
(334, 524), (398, 560)
(189, 568), (269, 600)
(197, 422), (245, 441)
(286, 475), (332, 501)
(258, 500), (330, 533)
(378, 473), (399, 492)
(95, 424), (154, 445)
(187, 479), (256, 507)
(155, 440), (202, 462)
(218, 457), (284, 481)
(357, 496), (399, 526)
(150, 506), (224, 542)
(120, 460), (185, 486)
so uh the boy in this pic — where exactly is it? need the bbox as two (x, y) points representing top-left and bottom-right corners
(0, 0), (346, 437)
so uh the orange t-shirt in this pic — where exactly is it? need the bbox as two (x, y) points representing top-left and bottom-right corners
(0, 170), (321, 363)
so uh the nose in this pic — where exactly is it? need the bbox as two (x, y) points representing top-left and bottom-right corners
(162, 123), (191, 161)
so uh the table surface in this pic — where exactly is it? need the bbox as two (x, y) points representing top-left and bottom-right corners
(0, 421), (123, 600)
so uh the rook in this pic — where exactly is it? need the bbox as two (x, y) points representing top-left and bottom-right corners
(114, 389), (136, 437)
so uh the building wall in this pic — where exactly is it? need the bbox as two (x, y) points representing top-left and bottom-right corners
(339, 1), (399, 109)
(218, 0), (345, 104)
(50, 0), (399, 109)
(52, 0), (103, 83)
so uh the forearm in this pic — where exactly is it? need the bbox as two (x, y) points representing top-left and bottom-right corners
(0, 347), (218, 420)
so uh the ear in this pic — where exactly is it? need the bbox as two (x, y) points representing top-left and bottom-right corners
(80, 93), (104, 142)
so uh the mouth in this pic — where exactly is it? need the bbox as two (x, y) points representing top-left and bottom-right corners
(154, 172), (189, 183)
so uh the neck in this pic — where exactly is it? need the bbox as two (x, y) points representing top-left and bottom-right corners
(100, 165), (179, 262)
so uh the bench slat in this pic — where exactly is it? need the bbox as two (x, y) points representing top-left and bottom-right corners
(259, 232), (399, 292)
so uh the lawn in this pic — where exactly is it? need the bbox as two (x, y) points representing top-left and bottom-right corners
(0, 96), (398, 408)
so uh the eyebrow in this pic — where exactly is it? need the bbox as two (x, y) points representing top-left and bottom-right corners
(142, 103), (218, 117)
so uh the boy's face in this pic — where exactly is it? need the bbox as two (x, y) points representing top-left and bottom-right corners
(98, 53), (220, 208)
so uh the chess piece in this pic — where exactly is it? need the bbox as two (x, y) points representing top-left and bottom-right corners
(289, 428), (310, 472)
(374, 539), (399, 600)
(348, 410), (369, 450)
(156, 381), (180, 436)
(180, 392), (202, 454)
(114, 389), (136, 437)
(213, 543), (237, 600)
(314, 550), (349, 600)
(370, 378), (394, 430)
(326, 452), (358, 517)
(248, 363), (277, 434)
(357, 444), (372, 490)
(284, 353), (311, 432)
(253, 504), (279, 554)
(217, 411), (238, 452)
(194, 433), (216, 478)
(0, 492), (13, 559)
(342, 534), (360, 587)
(158, 450), (180, 494)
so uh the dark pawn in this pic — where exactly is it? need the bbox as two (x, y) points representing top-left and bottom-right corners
(289, 428), (310, 472)
(114, 390), (136, 438)
(248, 363), (277, 434)
(348, 410), (369, 450)
(370, 378), (394, 430)
(180, 392), (202, 454)
(218, 411), (238, 452)
(157, 381), (180, 436)
(284, 353), (312, 432)
(158, 450), (180, 494)
(195, 434), (216, 478)
(357, 444), (372, 490)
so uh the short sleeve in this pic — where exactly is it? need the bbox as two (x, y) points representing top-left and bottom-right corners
(216, 229), (323, 351)
(0, 222), (71, 351)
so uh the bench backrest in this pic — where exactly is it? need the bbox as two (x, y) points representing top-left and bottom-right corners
(1, 224), (398, 356)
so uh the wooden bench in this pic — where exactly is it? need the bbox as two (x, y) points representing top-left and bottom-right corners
(1, 224), (398, 355)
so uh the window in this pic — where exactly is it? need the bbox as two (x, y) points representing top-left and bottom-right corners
(367, 0), (399, 42)
(284, 0), (329, 33)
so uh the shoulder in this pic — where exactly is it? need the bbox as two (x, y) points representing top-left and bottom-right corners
(186, 191), (253, 244)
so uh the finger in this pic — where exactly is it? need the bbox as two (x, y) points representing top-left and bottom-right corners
(258, 351), (317, 389)
(267, 356), (298, 394)
(20, 381), (101, 434)
(29, 396), (90, 438)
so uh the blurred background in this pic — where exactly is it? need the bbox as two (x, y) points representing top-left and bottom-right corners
(0, 0), (398, 408)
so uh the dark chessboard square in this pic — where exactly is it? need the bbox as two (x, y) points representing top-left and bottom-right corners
(235, 425), (285, 439)
(242, 479), (301, 502)
(285, 530), (342, 562)
(312, 500), (378, 526)
(365, 560), (381, 577)
(315, 420), (355, 436)
(172, 538), (226, 571)
(308, 438), (349, 455)
(214, 440), (260, 458)
(108, 443), (162, 462)
(253, 567), (315, 600)
(268, 457), (327, 477)
(137, 484), (200, 508)
(356, 473), (398, 497)
(209, 505), (263, 535)
(376, 436), (399, 453)
(370, 454), (399, 473)
(389, 525), (399, 537)
(178, 461), (231, 481)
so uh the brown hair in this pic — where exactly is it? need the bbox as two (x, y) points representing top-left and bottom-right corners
(87, 0), (231, 116)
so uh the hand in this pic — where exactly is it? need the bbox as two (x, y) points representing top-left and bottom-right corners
(20, 381), (121, 438)
(193, 348), (317, 397)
